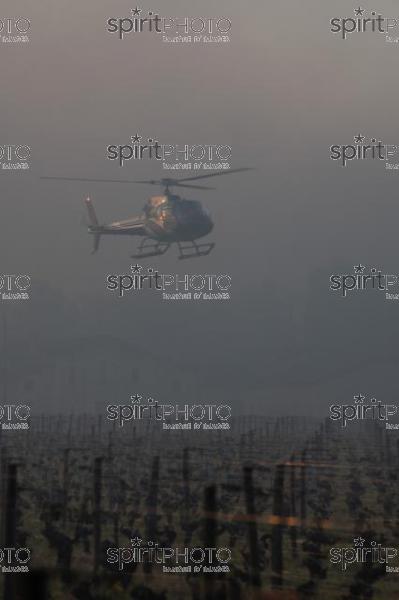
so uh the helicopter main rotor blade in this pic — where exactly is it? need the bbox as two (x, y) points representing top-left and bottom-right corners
(40, 176), (153, 184)
(116, 179), (215, 188)
(173, 182), (215, 190)
(40, 167), (252, 188)
(40, 176), (214, 190)
(176, 167), (253, 183)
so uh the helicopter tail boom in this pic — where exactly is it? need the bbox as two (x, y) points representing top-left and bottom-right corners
(83, 197), (148, 254)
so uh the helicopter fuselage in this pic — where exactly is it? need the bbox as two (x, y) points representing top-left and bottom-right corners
(142, 193), (213, 242)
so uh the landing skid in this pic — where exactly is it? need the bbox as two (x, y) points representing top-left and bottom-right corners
(131, 238), (215, 260)
(131, 238), (170, 259)
(177, 241), (215, 260)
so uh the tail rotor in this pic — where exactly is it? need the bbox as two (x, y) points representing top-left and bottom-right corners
(84, 197), (101, 253)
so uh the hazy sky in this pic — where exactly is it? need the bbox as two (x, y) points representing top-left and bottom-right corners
(2, 0), (399, 415)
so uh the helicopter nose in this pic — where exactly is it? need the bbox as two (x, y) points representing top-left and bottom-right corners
(194, 216), (213, 239)
(200, 212), (213, 236)
(201, 208), (213, 233)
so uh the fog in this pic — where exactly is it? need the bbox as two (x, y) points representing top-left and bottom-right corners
(2, 0), (399, 415)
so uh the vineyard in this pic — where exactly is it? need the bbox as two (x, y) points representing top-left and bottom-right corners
(0, 416), (397, 599)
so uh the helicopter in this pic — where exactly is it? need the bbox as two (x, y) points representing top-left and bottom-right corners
(41, 168), (251, 259)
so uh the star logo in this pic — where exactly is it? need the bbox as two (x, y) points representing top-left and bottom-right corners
(354, 264), (365, 274)
(131, 537), (142, 546)
(131, 394), (142, 404)
(354, 7), (365, 16)
(131, 264), (142, 273)
(354, 394), (365, 404)
(131, 7), (142, 16)
(354, 537), (365, 547)
(131, 134), (142, 144)
(354, 134), (365, 144)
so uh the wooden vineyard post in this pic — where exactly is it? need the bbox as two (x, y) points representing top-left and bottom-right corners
(183, 448), (190, 544)
(144, 455), (160, 574)
(300, 447), (307, 534)
(289, 454), (298, 558)
(271, 463), (285, 589)
(243, 466), (261, 588)
(3, 464), (17, 600)
(93, 457), (103, 574)
(204, 484), (217, 600)
(62, 448), (70, 528)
